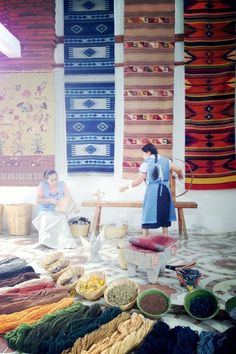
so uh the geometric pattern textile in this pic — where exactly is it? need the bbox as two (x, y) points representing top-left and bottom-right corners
(0, 73), (55, 186)
(65, 82), (115, 173)
(64, 0), (115, 173)
(184, 0), (236, 190)
(64, 0), (114, 75)
(123, 0), (175, 178)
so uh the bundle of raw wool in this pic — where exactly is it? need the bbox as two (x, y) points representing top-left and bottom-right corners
(100, 316), (154, 354)
(1, 281), (55, 295)
(0, 268), (39, 288)
(0, 257), (27, 275)
(0, 297), (73, 334)
(62, 313), (130, 354)
(6, 301), (83, 352)
(0, 262), (36, 281)
(6, 305), (121, 354)
(0, 287), (70, 314)
(63, 312), (154, 354)
(0, 276), (54, 293)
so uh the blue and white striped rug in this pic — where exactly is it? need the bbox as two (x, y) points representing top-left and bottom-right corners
(64, 0), (115, 173)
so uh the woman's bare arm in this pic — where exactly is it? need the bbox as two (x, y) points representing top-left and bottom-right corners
(170, 162), (183, 180)
(119, 172), (146, 192)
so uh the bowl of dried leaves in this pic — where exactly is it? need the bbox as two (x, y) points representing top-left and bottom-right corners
(104, 278), (139, 311)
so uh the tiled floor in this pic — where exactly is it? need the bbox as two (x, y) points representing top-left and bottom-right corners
(0, 230), (236, 353)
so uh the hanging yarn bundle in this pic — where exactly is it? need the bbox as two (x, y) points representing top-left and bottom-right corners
(0, 297), (73, 334)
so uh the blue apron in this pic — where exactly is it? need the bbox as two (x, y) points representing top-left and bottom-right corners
(142, 156), (176, 224)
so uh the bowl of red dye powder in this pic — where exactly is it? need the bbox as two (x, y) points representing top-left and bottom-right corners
(137, 288), (171, 319)
(184, 288), (220, 320)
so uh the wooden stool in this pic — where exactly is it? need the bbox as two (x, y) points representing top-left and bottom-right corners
(124, 237), (178, 284)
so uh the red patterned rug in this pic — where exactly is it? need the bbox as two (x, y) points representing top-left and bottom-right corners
(184, 0), (236, 190)
(123, 0), (175, 178)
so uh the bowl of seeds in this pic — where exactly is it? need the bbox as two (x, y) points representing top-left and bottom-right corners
(104, 278), (139, 311)
(137, 288), (171, 319)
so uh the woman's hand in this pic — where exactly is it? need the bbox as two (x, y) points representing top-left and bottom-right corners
(48, 197), (58, 205)
(119, 185), (128, 193)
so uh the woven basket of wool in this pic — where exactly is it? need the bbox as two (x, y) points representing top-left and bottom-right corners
(47, 258), (70, 281)
(41, 252), (64, 270)
(56, 265), (84, 290)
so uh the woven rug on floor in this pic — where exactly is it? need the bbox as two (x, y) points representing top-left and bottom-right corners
(123, 0), (175, 178)
(184, 0), (236, 190)
(65, 81), (115, 173)
(0, 73), (55, 186)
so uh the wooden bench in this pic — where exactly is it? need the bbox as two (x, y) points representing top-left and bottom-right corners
(81, 199), (198, 239)
(81, 176), (198, 239)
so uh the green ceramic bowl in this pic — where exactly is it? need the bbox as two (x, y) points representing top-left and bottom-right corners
(137, 288), (171, 319)
(225, 296), (236, 320)
(184, 288), (220, 320)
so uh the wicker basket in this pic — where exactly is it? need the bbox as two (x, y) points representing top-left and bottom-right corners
(0, 204), (4, 234)
(70, 224), (90, 237)
(5, 203), (32, 236)
(41, 251), (64, 270)
(56, 265), (84, 291)
(104, 224), (128, 239)
(47, 257), (70, 281)
(104, 278), (140, 311)
(75, 271), (107, 301)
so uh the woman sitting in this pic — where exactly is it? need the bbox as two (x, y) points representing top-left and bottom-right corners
(32, 170), (77, 249)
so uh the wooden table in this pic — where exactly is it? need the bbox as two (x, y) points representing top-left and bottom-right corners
(81, 199), (198, 239)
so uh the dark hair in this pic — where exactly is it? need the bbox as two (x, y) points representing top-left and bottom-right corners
(43, 170), (57, 179)
(142, 143), (159, 180)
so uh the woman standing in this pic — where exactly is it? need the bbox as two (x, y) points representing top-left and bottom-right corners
(120, 143), (183, 237)
(32, 170), (77, 249)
